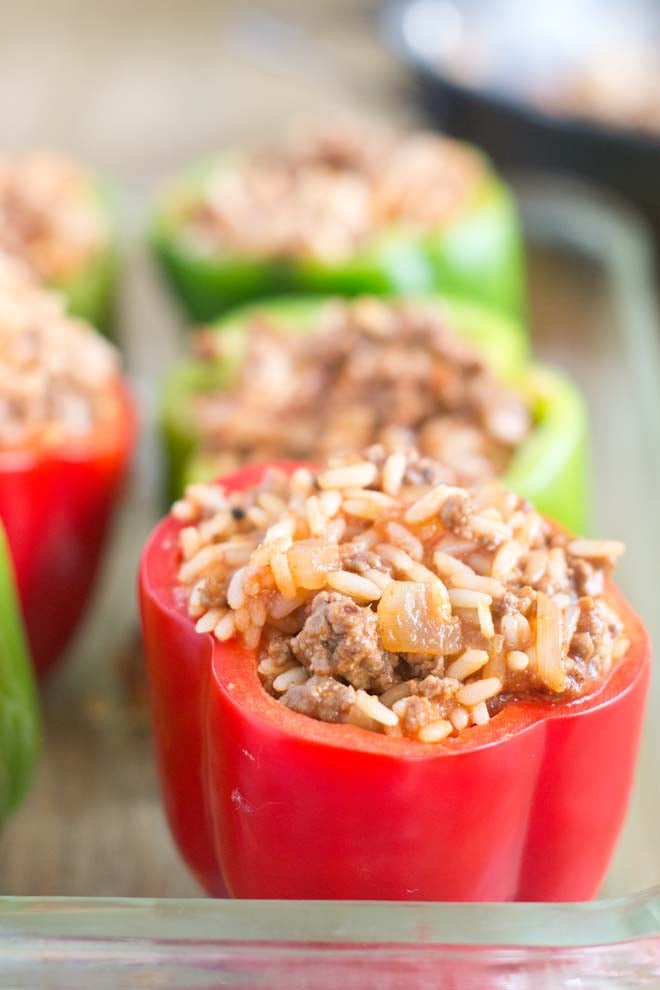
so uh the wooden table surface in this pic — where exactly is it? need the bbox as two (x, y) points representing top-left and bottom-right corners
(0, 0), (658, 902)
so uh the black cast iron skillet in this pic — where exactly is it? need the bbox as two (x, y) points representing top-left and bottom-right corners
(383, 0), (660, 233)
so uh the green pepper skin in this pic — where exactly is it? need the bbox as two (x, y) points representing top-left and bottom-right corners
(151, 157), (525, 323)
(52, 245), (118, 335)
(161, 296), (587, 532)
(0, 523), (40, 824)
(295, 179), (525, 320)
(507, 364), (588, 535)
(425, 181), (525, 323)
(162, 358), (239, 504)
(49, 184), (118, 336)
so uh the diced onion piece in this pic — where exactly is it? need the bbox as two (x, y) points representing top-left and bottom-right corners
(377, 581), (462, 655)
(536, 592), (566, 692)
(287, 540), (340, 590)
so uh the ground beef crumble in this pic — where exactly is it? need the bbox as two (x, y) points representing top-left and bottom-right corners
(280, 675), (357, 723)
(188, 297), (531, 488)
(291, 591), (399, 693)
(175, 121), (486, 263)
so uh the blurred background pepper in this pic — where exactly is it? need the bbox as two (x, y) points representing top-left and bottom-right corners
(0, 382), (136, 678)
(0, 153), (118, 334)
(151, 138), (524, 321)
(161, 295), (587, 531)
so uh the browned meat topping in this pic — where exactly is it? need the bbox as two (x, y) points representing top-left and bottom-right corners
(280, 675), (357, 724)
(171, 121), (485, 262)
(291, 591), (399, 693)
(175, 448), (628, 743)
(190, 297), (530, 487)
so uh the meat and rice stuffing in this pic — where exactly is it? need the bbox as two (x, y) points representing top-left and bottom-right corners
(175, 121), (485, 261)
(0, 252), (120, 445)
(190, 297), (531, 485)
(0, 151), (109, 282)
(173, 447), (628, 742)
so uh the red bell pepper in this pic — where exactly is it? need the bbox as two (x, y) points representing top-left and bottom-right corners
(0, 382), (136, 678)
(139, 463), (650, 901)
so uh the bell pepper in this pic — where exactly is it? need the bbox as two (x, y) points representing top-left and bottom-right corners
(161, 296), (587, 533)
(47, 185), (118, 336)
(151, 154), (524, 323)
(139, 461), (650, 900)
(0, 382), (136, 678)
(0, 520), (40, 824)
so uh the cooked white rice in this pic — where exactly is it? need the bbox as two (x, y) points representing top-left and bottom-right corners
(0, 255), (120, 445)
(174, 446), (628, 743)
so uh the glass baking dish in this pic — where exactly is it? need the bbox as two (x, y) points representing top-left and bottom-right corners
(0, 179), (658, 987)
(2, 891), (660, 988)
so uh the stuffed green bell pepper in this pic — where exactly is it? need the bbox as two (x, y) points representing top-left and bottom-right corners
(151, 122), (524, 322)
(0, 519), (40, 824)
(0, 151), (117, 334)
(161, 295), (587, 533)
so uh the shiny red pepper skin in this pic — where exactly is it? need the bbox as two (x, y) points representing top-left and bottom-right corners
(139, 464), (650, 901)
(0, 383), (135, 678)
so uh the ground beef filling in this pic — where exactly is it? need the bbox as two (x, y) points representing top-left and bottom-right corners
(177, 122), (485, 262)
(290, 591), (399, 693)
(190, 297), (530, 487)
(0, 257), (120, 446)
(175, 448), (628, 743)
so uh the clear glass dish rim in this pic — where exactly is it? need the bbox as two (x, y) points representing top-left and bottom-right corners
(1, 181), (658, 964)
(1, 885), (660, 950)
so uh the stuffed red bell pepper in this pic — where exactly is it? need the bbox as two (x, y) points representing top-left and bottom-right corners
(0, 150), (117, 333)
(139, 450), (649, 901)
(0, 254), (135, 677)
(152, 120), (524, 321)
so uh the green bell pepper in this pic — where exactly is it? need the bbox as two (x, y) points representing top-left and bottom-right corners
(161, 296), (587, 533)
(48, 184), (118, 336)
(0, 521), (40, 824)
(151, 152), (525, 323)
